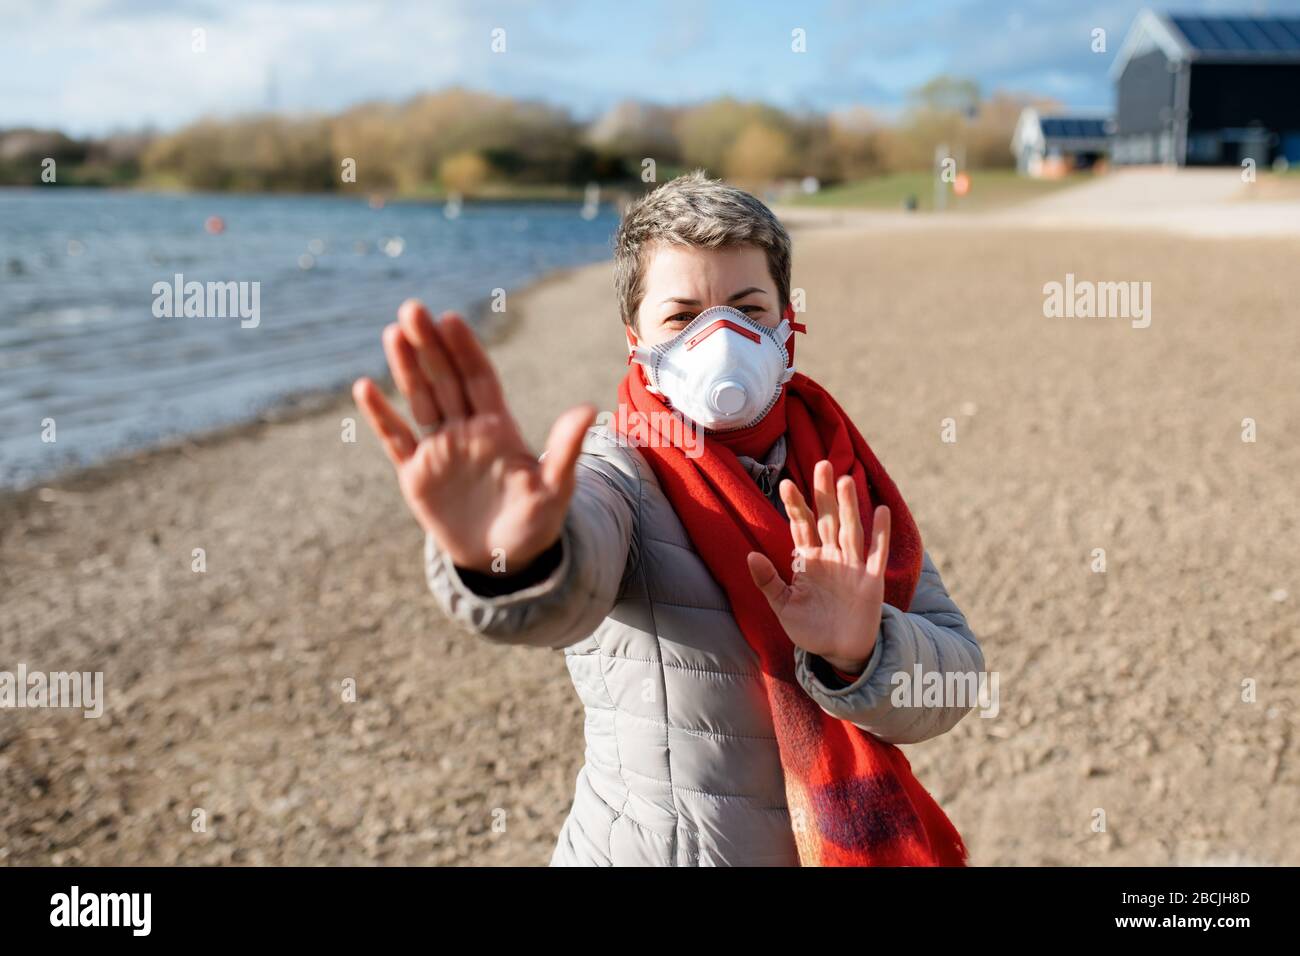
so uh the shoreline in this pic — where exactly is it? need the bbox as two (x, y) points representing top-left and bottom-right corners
(8, 191), (1297, 504)
(0, 258), (604, 504)
(11, 175), (1298, 503)
(0, 182), (628, 205)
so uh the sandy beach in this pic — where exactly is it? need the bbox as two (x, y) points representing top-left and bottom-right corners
(3, 208), (1298, 865)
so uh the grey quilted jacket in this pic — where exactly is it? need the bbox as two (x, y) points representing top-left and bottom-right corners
(424, 424), (983, 866)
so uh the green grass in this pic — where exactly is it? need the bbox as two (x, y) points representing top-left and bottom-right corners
(791, 169), (1088, 213)
(391, 181), (595, 201)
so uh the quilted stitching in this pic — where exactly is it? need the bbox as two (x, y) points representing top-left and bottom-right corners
(426, 426), (981, 866)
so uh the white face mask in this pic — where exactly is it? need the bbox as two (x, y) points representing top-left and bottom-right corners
(629, 305), (796, 431)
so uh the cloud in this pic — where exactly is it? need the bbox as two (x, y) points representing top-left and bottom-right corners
(6, 0), (1300, 134)
(2, 0), (534, 132)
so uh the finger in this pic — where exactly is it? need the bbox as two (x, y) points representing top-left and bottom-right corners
(540, 403), (598, 499)
(352, 377), (416, 466)
(436, 311), (509, 416)
(813, 459), (839, 551)
(746, 552), (790, 612)
(382, 323), (441, 429)
(398, 299), (469, 422)
(837, 475), (864, 565)
(866, 505), (892, 578)
(779, 479), (818, 552)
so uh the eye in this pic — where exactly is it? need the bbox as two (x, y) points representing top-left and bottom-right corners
(667, 312), (696, 324)
(738, 306), (766, 315)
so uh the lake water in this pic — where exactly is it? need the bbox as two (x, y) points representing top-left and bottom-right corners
(0, 189), (619, 489)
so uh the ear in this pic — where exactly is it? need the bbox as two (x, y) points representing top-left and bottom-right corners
(624, 324), (641, 366)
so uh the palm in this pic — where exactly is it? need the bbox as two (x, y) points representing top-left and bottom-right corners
(355, 300), (594, 574)
(777, 552), (881, 655)
(747, 462), (892, 675)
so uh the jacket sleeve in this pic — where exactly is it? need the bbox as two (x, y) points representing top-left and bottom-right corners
(793, 551), (984, 745)
(423, 427), (638, 650)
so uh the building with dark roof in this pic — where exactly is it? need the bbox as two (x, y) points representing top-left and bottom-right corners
(1011, 109), (1114, 177)
(1110, 9), (1300, 167)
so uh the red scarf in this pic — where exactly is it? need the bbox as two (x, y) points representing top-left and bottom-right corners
(616, 357), (967, 866)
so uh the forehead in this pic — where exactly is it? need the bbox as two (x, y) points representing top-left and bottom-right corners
(641, 243), (770, 289)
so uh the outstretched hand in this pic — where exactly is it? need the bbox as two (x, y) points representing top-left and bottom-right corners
(353, 299), (595, 575)
(746, 460), (891, 676)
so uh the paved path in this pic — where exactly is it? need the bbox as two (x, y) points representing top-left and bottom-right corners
(777, 168), (1300, 239)
(995, 167), (1300, 238)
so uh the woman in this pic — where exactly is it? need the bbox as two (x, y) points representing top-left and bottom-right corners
(353, 171), (984, 866)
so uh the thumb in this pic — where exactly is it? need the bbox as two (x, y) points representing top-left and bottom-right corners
(541, 402), (598, 499)
(746, 551), (790, 612)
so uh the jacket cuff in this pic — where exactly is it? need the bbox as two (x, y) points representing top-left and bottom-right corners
(453, 537), (564, 597)
(798, 614), (887, 698)
(829, 662), (866, 685)
(425, 527), (572, 610)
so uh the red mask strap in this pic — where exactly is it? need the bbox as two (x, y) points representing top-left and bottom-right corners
(782, 304), (806, 365)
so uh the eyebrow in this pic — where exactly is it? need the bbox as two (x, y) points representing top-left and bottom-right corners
(660, 287), (770, 306)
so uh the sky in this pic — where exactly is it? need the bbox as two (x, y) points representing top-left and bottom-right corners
(4, 0), (1299, 136)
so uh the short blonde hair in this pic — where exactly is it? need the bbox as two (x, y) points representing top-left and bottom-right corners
(613, 170), (791, 328)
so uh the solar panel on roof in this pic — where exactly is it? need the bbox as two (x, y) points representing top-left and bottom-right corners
(1040, 117), (1110, 140)
(1258, 18), (1300, 50)
(1168, 14), (1300, 56)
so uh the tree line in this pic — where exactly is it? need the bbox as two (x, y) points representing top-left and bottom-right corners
(0, 79), (1058, 194)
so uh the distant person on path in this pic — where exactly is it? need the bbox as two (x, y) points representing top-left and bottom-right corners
(353, 171), (984, 866)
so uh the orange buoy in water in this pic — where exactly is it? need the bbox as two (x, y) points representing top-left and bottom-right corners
(205, 215), (226, 235)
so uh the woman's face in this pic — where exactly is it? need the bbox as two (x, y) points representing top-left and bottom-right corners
(633, 243), (780, 347)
